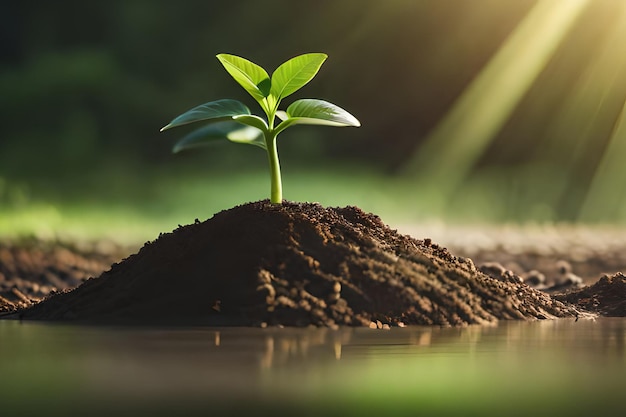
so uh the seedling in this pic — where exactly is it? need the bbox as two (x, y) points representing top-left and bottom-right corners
(161, 53), (360, 204)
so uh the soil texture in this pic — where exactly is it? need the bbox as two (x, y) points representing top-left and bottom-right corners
(0, 239), (125, 313)
(8, 200), (595, 327)
(554, 273), (626, 317)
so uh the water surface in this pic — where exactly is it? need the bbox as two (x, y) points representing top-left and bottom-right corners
(1, 318), (625, 416)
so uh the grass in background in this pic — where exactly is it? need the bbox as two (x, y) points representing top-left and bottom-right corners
(0, 164), (420, 244)
(3, 159), (626, 245)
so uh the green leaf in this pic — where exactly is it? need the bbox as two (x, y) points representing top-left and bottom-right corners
(172, 123), (237, 153)
(227, 126), (265, 149)
(161, 99), (251, 131)
(275, 99), (361, 134)
(270, 53), (327, 101)
(216, 54), (271, 103)
(232, 114), (269, 134)
(172, 122), (264, 153)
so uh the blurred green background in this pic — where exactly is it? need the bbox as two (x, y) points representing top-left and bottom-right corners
(1, 0), (626, 242)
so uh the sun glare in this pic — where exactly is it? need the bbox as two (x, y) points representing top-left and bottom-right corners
(579, 95), (626, 222)
(400, 0), (626, 222)
(403, 0), (591, 204)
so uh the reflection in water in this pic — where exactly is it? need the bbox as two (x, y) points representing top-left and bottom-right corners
(260, 336), (273, 369)
(258, 328), (354, 368)
(196, 319), (626, 388)
(0, 319), (625, 416)
(200, 319), (626, 372)
(600, 318), (625, 358)
(409, 329), (432, 347)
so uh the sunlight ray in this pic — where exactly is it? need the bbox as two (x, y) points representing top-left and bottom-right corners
(578, 98), (626, 222)
(537, 3), (626, 163)
(535, 3), (626, 220)
(402, 0), (590, 204)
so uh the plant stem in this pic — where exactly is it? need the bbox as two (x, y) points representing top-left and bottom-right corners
(265, 132), (282, 204)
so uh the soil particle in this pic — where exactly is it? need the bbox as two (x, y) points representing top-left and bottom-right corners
(14, 200), (581, 326)
(553, 273), (626, 317)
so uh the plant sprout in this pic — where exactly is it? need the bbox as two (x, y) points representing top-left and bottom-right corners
(160, 53), (360, 204)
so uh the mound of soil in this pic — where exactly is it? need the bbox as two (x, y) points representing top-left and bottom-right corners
(554, 273), (626, 317)
(17, 200), (579, 327)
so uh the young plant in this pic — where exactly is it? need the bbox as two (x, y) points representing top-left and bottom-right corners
(160, 53), (360, 204)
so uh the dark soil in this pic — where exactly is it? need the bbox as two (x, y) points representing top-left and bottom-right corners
(0, 239), (126, 313)
(554, 273), (626, 317)
(5, 200), (605, 327)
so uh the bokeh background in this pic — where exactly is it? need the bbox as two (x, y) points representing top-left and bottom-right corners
(1, 0), (626, 242)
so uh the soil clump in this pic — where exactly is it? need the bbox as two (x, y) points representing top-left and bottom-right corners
(12, 200), (582, 326)
(554, 273), (626, 317)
